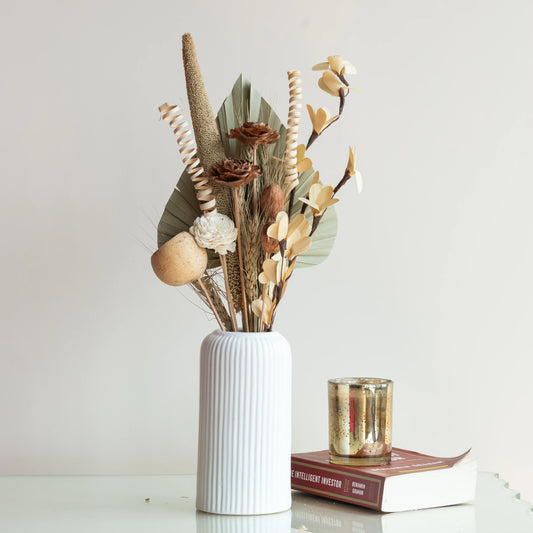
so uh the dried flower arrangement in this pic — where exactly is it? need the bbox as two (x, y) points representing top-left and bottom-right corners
(152, 34), (363, 332)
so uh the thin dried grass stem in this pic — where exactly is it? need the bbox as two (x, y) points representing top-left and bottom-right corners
(232, 188), (249, 332)
(219, 254), (238, 331)
(259, 252), (271, 332)
(197, 278), (225, 330)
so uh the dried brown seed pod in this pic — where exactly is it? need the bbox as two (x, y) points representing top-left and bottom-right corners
(208, 158), (262, 189)
(151, 232), (207, 286)
(228, 122), (280, 149)
(260, 183), (285, 219)
(260, 223), (280, 254)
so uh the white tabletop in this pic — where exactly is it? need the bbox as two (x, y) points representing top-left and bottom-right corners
(0, 473), (531, 532)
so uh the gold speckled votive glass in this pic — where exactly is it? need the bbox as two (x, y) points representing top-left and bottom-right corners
(328, 378), (393, 466)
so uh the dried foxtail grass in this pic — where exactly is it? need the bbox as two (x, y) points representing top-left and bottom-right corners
(182, 34), (241, 319)
(182, 34), (225, 172)
(182, 33), (234, 226)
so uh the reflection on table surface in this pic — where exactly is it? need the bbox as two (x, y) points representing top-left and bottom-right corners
(290, 491), (473, 533)
(0, 472), (531, 533)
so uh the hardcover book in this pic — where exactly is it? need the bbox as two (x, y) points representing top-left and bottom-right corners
(291, 448), (477, 512)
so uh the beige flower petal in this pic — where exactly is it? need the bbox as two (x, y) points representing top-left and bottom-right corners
(267, 211), (289, 241)
(325, 197), (340, 209)
(355, 169), (363, 194)
(313, 56), (357, 76)
(296, 143), (306, 162)
(297, 158), (312, 173)
(298, 197), (319, 213)
(288, 214), (311, 238)
(262, 258), (281, 285)
(318, 76), (338, 97)
(328, 56), (344, 75)
(296, 143), (312, 173)
(343, 60), (357, 75)
(318, 71), (345, 97)
(306, 104), (315, 123)
(312, 61), (330, 71)
(252, 296), (275, 326)
(315, 184), (335, 205)
(290, 236), (312, 258)
(276, 211), (288, 240)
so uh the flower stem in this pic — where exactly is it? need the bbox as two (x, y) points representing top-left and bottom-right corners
(305, 130), (319, 150)
(259, 252), (271, 333)
(232, 187), (250, 332)
(219, 254), (238, 331)
(338, 91), (346, 115)
(308, 169), (350, 238)
(305, 90), (346, 150)
(334, 169), (351, 195)
(338, 73), (349, 86)
(310, 215), (323, 236)
(288, 187), (297, 220)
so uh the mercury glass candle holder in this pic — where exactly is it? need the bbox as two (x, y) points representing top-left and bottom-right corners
(328, 378), (393, 466)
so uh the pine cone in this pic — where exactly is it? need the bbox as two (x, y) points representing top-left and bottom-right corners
(208, 158), (262, 189)
(227, 122), (280, 149)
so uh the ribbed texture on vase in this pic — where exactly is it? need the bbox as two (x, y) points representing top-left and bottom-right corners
(196, 509), (292, 532)
(196, 331), (292, 515)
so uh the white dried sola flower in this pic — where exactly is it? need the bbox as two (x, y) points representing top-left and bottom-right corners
(189, 213), (238, 255)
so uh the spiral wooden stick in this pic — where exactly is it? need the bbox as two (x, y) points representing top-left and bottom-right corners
(159, 103), (216, 213)
(284, 71), (302, 208)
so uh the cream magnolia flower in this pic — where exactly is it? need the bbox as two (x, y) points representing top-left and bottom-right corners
(346, 146), (363, 194)
(189, 213), (238, 255)
(296, 144), (312, 173)
(285, 214), (311, 260)
(251, 295), (275, 327)
(288, 213), (311, 238)
(267, 211), (289, 241)
(258, 258), (282, 286)
(306, 105), (339, 135)
(318, 71), (349, 97)
(270, 214), (312, 262)
(312, 55), (357, 76)
(299, 182), (339, 217)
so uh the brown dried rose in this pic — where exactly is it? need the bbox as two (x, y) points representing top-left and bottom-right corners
(208, 158), (262, 189)
(227, 122), (280, 149)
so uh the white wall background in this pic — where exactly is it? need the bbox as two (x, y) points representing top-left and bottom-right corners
(1, 0), (532, 502)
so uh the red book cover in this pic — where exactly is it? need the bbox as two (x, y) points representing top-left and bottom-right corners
(291, 448), (471, 511)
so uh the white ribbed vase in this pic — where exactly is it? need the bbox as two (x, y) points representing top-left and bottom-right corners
(196, 330), (292, 515)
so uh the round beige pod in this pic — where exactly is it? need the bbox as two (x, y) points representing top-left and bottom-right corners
(151, 232), (207, 286)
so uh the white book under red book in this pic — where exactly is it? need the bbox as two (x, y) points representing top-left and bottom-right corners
(291, 448), (477, 512)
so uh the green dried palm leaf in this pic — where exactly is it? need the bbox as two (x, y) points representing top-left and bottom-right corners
(217, 74), (337, 268)
(216, 74), (287, 160)
(157, 169), (220, 268)
(157, 74), (337, 270)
